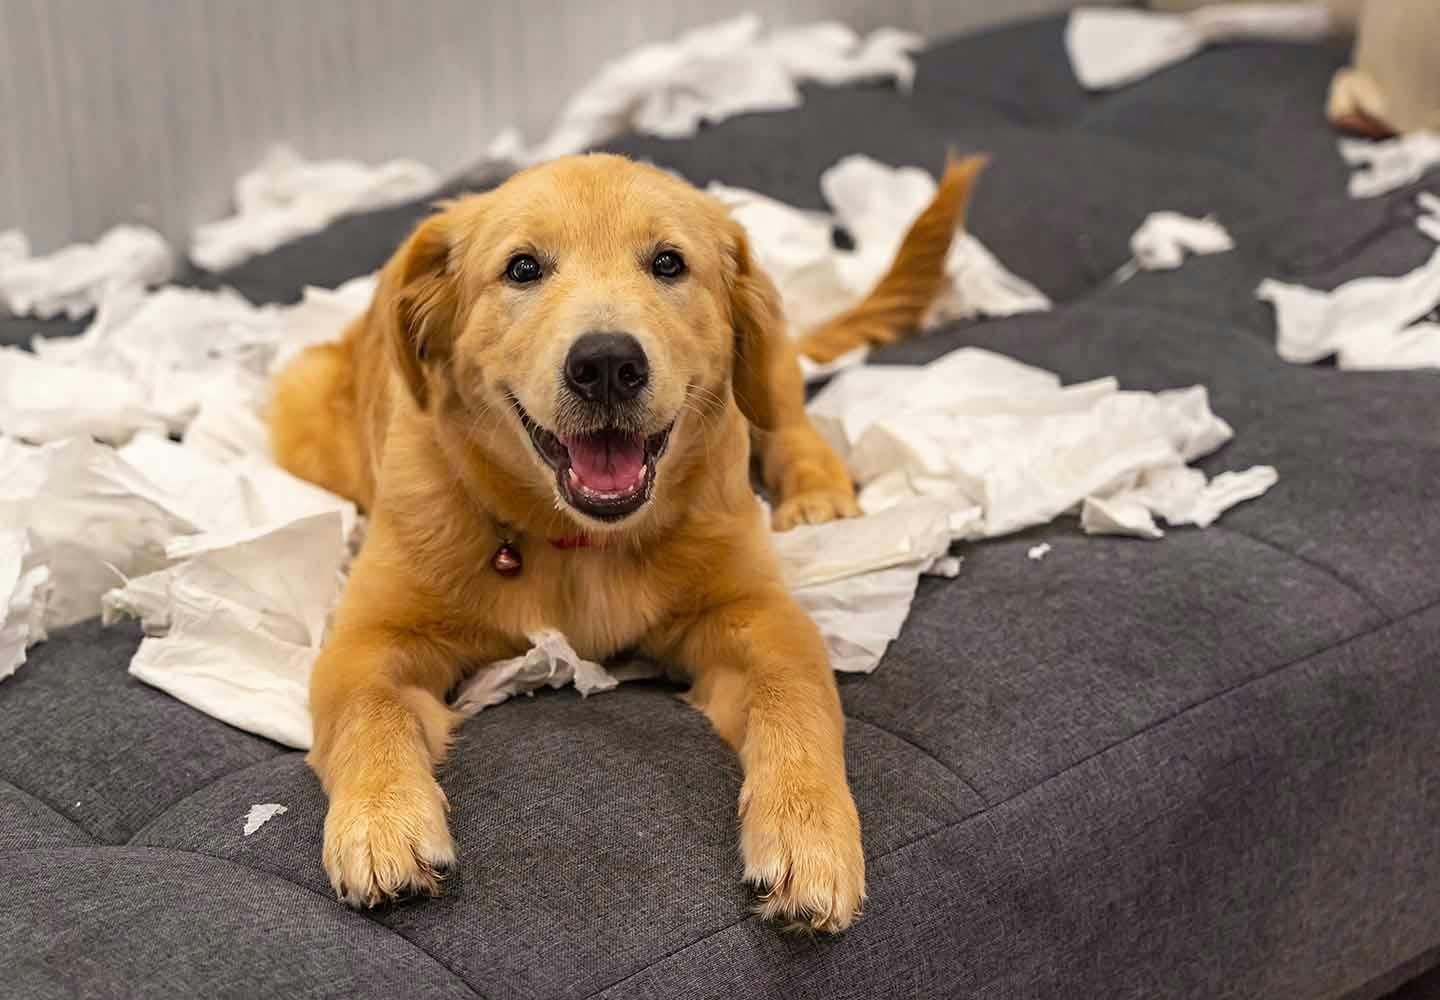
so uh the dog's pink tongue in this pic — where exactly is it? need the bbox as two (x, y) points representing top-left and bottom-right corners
(564, 431), (646, 493)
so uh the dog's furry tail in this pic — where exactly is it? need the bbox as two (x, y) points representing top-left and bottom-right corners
(795, 153), (988, 364)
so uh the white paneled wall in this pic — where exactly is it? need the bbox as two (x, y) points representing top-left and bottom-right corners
(0, 0), (1072, 251)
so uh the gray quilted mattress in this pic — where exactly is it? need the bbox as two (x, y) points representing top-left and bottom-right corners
(4, 14), (1439, 1000)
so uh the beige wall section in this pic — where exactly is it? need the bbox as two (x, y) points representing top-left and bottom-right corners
(0, 0), (1074, 253)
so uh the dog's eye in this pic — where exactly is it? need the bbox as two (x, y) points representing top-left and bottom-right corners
(505, 254), (543, 284)
(651, 250), (686, 280)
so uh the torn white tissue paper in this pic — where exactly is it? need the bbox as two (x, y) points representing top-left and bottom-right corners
(1081, 466), (1279, 539)
(0, 436), (201, 629)
(806, 347), (1275, 542)
(191, 147), (439, 271)
(0, 346), (169, 443)
(243, 803), (288, 836)
(1028, 543), (1052, 561)
(774, 498), (975, 672)
(27, 285), (280, 438)
(0, 530), (52, 681)
(0, 421), (356, 648)
(1417, 192), (1440, 244)
(9, 274), (377, 448)
(453, 629), (641, 715)
(0, 224), (173, 320)
(709, 155), (1048, 379)
(1066, 4), (1334, 92)
(1340, 132), (1440, 198)
(117, 512), (350, 749)
(1257, 246), (1440, 369)
(1128, 212), (1234, 272)
(269, 274), (377, 375)
(508, 14), (923, 164)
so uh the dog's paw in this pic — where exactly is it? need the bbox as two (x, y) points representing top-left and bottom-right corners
(739, 773), (865, 933)
(322, 773), (456, 909)
(771, 489), (862, 531)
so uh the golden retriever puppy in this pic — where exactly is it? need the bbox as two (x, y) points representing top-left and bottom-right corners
(269, 152), (983, 932)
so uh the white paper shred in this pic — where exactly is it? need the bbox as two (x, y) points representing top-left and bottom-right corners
(190, 147), (439, 271)
(0, 224), (173, 320)
(710, 155), (1049, 375)
(1417, 192), (1440, 244)
(1341, 132), (1440, 198)
(0, 436), (201, 630)
(1128, 212), (1235, 272)
(507, 14), (923, 165)
(3, 274), (380, 449)
(0, 530), (52, 680)
(117, 511), (350, 749)
(806, 347), (1275, 542)
(1028, 543), (1052, 561)
(1065, 3), (1335, 92)
(453, 629), (636, 715)
(243, 803), (288, 836)
(1257, 246), (1440, 369)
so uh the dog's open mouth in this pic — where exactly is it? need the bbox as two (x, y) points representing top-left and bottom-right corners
(512, 400), (672, 521)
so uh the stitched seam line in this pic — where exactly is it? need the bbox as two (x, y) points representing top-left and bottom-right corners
(0, 843), (489, 1000)
(125, 751), (296, 846)
(1212, 523), (1395, 623)
(583, 592), (1440, 997)
(879, 590), (1439, 863)
(0, 777), (96, 845)
(843, 713), (986, 811)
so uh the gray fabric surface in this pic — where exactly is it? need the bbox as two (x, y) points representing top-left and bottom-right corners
(3, 14), (1440, 999)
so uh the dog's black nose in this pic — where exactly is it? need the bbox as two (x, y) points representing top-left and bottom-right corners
(564, 332), (649, 404)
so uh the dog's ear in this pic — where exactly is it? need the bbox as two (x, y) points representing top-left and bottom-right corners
(726, 227), (784, 431)
(376, 212), (459, 409)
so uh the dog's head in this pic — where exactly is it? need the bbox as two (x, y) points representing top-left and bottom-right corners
(376, 154), (780, 532)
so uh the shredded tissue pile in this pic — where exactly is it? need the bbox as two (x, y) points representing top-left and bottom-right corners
(1064, 3), (1335, 92)
(1258, 193), (1440, 369)
(1341, 132), (1440, 198)
(190, 147), (440, 272)
(490, 13), (923, 167)
(188, 13), (924, 272)
(0, 225), (173, 320)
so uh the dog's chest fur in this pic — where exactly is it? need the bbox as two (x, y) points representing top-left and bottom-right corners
(476, 543), (669, 661)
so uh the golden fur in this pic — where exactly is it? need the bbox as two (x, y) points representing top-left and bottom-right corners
(269, 152), (979, 932)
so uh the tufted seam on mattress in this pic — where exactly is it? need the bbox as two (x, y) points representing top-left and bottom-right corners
(843, 713), (987, 813)
(1211, 524), (1395, 623)
(0, 843), (491, 1000)
(869, 592), (1440, 868)
(581, 592), (1440, 998)
(126, 750), (301, 846)
(0, 777), (97, 845)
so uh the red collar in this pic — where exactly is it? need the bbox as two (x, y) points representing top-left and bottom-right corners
(548, 534), (592, 550)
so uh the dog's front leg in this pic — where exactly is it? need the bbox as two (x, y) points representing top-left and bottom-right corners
(307, 623), (466, 908)
(669, 591), (864, 932)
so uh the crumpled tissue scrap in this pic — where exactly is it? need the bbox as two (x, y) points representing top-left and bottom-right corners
(0, 530), (52, 680)
(711, 154), (1049, 379)
(243, 803), (288, 837)
(2, 276), (377, 448)
(0, 224), (173, 320)
(1127, 212), (1234, 272)
(190, 147), (439, 271)
(1065, 3), (1334, 92)
(806, 346), (1276, 543)
(1257, 230), (1440, 370)
(453, 629), (649, 715)
(500, 14), (923, 165)
(1341, 132), (1440, 198)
